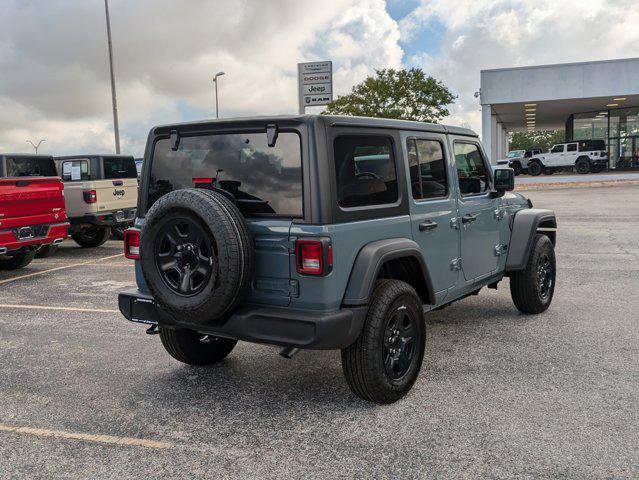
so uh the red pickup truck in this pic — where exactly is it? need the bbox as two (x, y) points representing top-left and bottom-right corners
(0, 154), (69, 270)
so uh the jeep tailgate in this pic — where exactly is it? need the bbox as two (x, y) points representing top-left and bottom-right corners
(246, 219), (294, 307)
(0, 177), (66, 229)
(93, 178), (138, 213)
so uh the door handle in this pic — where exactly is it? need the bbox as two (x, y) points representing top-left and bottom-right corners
(419, 220), (438, 231)
(461, 213), (479, 224)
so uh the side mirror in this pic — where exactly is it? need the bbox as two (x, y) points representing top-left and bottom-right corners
(493, 167), (514, 193)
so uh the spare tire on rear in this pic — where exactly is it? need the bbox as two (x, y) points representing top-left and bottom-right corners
(140, 188), (254, 325)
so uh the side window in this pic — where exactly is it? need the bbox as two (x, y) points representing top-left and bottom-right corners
(453, 142), (489, 196)
(407, 139), (447, 200)
(61, 160), (90, 181)
(551, 144), (564, 153)
(567, 143), (577, 152)
(334, 135), (398, 208)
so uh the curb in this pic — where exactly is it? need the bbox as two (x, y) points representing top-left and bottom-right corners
(516, 179), (639, 191)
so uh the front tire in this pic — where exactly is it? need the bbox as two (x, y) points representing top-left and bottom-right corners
(72, 226), (111, 248)
(0, 250), (36, 270)
(341, 279), (425, 404)
(510, 234), (556, 314)
(528, 161), (543, 176)
(511, 162), (522, 176)
(159, 328), (237, 366)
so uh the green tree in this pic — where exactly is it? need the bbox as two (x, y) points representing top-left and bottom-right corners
(509, 130), (565, 153)
(323, 68), (455, 123)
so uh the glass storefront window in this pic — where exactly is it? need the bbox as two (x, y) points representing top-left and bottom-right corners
(572, 112), (608, 141)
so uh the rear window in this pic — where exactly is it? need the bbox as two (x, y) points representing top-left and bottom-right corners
(61, 160), (90, 181)
(103, 157), (138, 179)
(5, 157), (57, 177)
(148, 131), (303, 217)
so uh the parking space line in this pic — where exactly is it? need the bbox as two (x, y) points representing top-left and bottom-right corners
(0, 424), (172, 449)
(0, 253), (124, 286)
(0, 304), (119, 313)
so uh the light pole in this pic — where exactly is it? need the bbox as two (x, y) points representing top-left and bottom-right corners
(213, 71), (225, 118)
(104, 0), (120, 153)
(26, 139), (46, 154)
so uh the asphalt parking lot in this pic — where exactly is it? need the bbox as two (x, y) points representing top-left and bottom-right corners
(1, 185), (638, 479)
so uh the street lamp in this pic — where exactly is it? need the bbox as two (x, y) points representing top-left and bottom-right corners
(26, 139), (46, 154)
(104, 0), (120, 154)
(213, 71), (225, 118)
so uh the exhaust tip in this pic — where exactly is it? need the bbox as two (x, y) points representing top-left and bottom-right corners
(279, 347), (300, 359)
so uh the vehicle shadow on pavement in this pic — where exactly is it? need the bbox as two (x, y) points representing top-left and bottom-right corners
(138, 297), (529, 412)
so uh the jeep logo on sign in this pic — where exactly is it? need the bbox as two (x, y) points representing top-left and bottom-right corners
(113, 189), (125, 199)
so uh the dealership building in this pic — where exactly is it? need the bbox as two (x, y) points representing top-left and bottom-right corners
(480, 57), (639, 168)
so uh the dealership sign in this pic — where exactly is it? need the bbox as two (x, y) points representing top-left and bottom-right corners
(298, 61), (333, 113)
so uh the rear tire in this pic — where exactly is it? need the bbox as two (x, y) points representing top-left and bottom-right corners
(0, 250), (36, 270)
(160, 328), (237, 366)
(72, 226), (111, 248)
(528, 161), (543, 176)
(341, 279), (425, 404)
(575, 157), (591, 174)
(510, 234), (556, 314)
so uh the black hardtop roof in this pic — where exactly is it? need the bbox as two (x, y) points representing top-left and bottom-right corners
(0, 153), (54, 160)
(150, 114), (478, 137)
(54, 154), (135, 161)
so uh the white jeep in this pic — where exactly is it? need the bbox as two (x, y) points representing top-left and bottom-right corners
(527, 140), (607, 176)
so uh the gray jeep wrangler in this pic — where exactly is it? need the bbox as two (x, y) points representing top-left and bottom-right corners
(118, 115), (557, 404)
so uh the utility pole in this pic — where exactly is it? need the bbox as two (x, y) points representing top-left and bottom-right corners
(104, 0), (120, 153)
(26, 139), (46, 154)
(213, 71), (225, 118)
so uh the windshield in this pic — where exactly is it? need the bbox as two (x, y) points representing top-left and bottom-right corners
(507, 151), (523, 158)
(148, 131), (303, 217)
(103, 157), (138, 179)
(5, 156), (57, 177)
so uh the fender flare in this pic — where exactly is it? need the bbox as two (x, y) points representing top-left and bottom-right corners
(342, 238), (435, 306)
(506, 209), (557, 271)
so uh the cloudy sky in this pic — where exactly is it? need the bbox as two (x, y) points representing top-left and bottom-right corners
(1, 0), (638, 156)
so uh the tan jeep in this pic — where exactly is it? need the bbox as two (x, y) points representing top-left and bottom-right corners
(54, 155), (138, 247)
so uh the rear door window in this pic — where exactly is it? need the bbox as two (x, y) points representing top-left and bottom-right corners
(334, 135), (397, 208)
(103, 157), (138, 179)
(5, 157), (57, 177)
(407, 139), (447, 200)
(61, 160), (90, 181)
(567, 143), (577, 152)
(453, 142), (489, 195)
(148, 131), (303, 217)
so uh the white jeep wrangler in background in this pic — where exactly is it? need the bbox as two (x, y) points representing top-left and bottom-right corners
(527, 139), (607, 176)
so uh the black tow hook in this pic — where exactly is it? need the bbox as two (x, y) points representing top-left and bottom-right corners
(145, 324), (160, 335)
(279, 347), (300, 359)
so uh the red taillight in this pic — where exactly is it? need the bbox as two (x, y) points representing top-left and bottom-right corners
(295, 239), (332, 276)
(124, 228), (141, 260)
(83, 189), (97, 204)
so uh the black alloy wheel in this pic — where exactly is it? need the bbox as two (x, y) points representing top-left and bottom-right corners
(155, 217), (216, 297)
(383, 306), (417, 380)
(537, 252), (554, 300)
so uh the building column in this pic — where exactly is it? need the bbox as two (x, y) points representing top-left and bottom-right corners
(496, 122), (504, 160)
(501, 125), (509, 158)
(482, 105), (493, 162)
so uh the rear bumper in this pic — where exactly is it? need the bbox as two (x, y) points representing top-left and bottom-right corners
(70, 208), (136, 228)
(118, 288), (367, 350)
(0, 221), (69, 254)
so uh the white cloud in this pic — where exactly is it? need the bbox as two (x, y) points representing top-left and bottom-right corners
(0, 0), (402, 156)
(403, 0), (639, 134)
